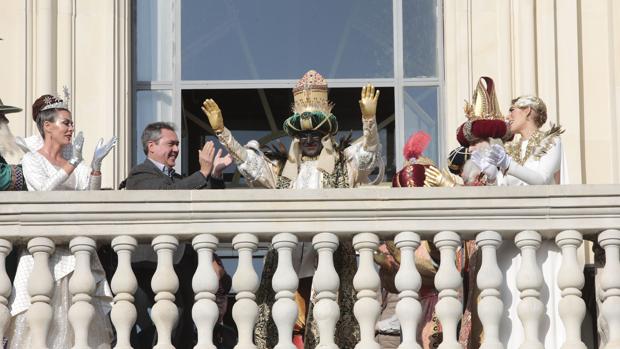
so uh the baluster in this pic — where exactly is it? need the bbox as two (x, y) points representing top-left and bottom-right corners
(68, 237), (97, 349)
(27, 237), (55, 349)
(111, 236), (138, 349)
(312, 233), (340, 349)
(271, 233), (299, 349)
(515, 230), (544, 349)
(433, 231), (462, 349)
(555, 230), (586, 349)
(476, 231), (503, 349)
(598, 229), (620, 349)
(394, 231), (422, 349)
(352, 232), (381, 349)
(192, 234), (219, 349)
(0, 239), (12, 342)
(232, 233), (259, 349)
(151, 235), (179, 349)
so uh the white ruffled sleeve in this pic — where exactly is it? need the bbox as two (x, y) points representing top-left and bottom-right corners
(21, 152), (69, 191)
(344, 117), (384, 185)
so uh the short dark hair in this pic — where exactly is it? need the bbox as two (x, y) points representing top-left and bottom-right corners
(141, 122), (176, 155)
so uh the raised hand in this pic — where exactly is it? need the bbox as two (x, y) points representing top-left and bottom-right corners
(68, 131), (84, 167)
(91, 136), (117, 172)
(198, 141), (216, 177)
(359, 83), (380, 119)
(211, 148), (233, 178)
(201, 99), (225, 133)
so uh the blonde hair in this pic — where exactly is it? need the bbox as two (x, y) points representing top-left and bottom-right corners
(512, 95), (547, 128)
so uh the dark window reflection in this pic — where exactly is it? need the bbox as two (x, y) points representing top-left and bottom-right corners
(182, 88), (396, 186)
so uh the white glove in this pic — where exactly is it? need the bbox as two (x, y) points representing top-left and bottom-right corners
(487, 143), (512, 171)
(471, 150), (490, 171)
(471, 150), (498, 182)
(68, 131), (84, 167)
(90, 136), (117, 172)
(483, 164), (498, 182)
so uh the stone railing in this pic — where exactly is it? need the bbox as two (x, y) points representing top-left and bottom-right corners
(1, 185), (619, 348)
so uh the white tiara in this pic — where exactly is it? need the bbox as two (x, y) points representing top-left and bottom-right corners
(40, 86), (71, 112)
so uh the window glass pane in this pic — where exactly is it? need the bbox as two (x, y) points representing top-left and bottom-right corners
(134, 90), (174, 165)
(182, 87), (395, 185)
(403, 0), (438, 78)
(182, 0), (393, 80)
(403, 86), (439, 163)
(136, 0), (173, 81)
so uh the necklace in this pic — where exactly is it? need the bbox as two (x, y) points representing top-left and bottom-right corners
(505, 125), (563, 165)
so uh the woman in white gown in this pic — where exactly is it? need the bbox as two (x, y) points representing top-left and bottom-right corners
(6, 94), (116, 349)
(485, 95), (568, 348)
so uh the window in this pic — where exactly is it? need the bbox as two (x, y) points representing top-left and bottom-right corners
(133, 0), (443, 181)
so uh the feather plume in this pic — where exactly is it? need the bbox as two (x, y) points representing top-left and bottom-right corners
(403, 131), (431, 160)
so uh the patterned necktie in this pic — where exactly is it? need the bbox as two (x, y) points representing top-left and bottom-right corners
(166, 167), (176, 178)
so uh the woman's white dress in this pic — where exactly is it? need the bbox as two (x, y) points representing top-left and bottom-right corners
(6, 145), (113, 349)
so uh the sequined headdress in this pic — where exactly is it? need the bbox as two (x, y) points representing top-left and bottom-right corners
(283, 70), (338, 137)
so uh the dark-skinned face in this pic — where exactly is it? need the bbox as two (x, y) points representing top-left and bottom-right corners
(299, 131), (324, 157)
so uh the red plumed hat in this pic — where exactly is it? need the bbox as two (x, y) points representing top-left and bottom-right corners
(394, 130), (434, 187)
(392, 163), (428, 187)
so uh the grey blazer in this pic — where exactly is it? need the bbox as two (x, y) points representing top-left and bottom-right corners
(122, 158), (225, 190)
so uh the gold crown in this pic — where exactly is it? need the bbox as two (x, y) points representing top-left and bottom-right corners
(292, 70), (333, 115)
(463, 76), (503, 121)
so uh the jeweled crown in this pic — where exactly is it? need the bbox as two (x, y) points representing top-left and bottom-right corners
(292, 70), (334, 115)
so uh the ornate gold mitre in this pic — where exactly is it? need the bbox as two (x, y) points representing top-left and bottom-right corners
(463, 76), (503, 120)
(292, 70), (334, 115)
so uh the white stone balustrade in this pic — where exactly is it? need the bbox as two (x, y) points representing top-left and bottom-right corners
(394, 231), (422, 349)
(192, 234), (219, 349)
(151, 235), (179, 349)
(0, 186), (619, 349)
(555, 230), (586, 349)
(599, 229), (620, 349)
(271, 233), (299, 349)
(476, 231), (503, 349)
(312, 232), (340, 349)
(352, 232), (381, 349)
(27, 237), (55, 349)
(111, 235), (138, 349)
(433, 231), (462, 349)
(515, 230), (544, 349)
(68, 236), (97, 349)
(232, 233), (260, 349)
(0, 239), (12, 343)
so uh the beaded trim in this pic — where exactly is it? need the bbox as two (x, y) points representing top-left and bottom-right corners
(505, 124), (564, 165)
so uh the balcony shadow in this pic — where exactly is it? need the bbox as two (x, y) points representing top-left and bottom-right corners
(497, 239), (559, 347)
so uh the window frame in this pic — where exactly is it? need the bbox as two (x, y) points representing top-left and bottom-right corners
(132, 0), (445, 174)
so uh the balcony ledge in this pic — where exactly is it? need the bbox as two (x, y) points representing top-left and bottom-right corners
(1, 184), (619, 243)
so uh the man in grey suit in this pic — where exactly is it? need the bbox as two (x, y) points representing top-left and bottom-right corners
(124, 121), (231, 190)
(120, 121), (232, 348)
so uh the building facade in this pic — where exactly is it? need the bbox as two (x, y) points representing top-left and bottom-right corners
(1, 0), (619, 187)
